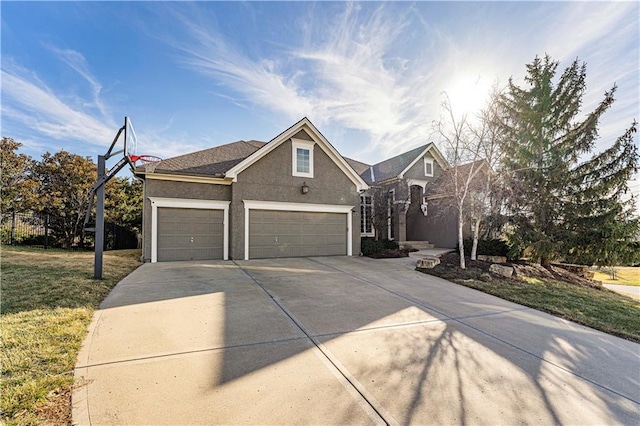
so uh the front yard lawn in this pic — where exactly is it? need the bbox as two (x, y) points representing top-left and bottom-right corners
(421, 253), (640, 342)
(0, 246), (141, 425)
(593, 267), (640, 286)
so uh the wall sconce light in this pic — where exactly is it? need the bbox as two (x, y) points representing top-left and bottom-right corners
(301, 182), (309, 194)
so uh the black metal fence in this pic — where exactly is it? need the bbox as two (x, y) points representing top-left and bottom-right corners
(0, 211), (51, 247)
(1, 211), (139, 250)
(104, 222), (140, 250)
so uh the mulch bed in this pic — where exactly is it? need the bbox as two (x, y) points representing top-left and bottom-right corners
(367, 249), (410, 259)
(428, 252), (602, 289)
(437, 252), (491, 271)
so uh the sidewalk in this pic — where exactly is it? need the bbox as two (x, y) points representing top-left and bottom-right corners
(603, 283), (640, 297)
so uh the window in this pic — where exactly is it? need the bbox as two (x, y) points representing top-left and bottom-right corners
(387, 189), (395, 240)
(292, 139), (314, 178)
(296, 148), (309, 173)
(360, 195), (373, 236)
(424, 158), (434, 177)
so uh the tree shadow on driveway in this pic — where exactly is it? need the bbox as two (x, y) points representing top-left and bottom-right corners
(82, 257), (639, 424)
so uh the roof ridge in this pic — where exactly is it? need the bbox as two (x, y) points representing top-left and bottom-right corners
(159, 140), (245, 162)
(371, 143), (430, 168)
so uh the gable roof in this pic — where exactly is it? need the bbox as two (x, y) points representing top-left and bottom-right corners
(344, 157), (371, 176)
(225, 117), (369, 191)
(361, 143), (449, 184)
(139, 140), (266, 177)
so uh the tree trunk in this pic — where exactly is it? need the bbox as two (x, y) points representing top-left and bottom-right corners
(471, 216), (481, 260)
(458, 206), (466, 269)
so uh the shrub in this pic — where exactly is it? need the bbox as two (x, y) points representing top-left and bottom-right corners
(361, 238), (400, 256)
(361, 238), (384, 256)
(382, 239), (399, 250)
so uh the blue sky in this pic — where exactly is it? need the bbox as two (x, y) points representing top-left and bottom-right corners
(2, 1), (638, 197)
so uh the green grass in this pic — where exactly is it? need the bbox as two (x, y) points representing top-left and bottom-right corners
(425, 263), (640, 342)
(1, 246), (141, 425)
(593, 267), (640, 286)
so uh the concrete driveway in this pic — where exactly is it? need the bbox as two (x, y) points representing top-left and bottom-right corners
(73, 256), (640, 425)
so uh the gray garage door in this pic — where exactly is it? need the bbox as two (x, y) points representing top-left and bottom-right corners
(249, 210), (347, 259)
(157, 208), (224, 261)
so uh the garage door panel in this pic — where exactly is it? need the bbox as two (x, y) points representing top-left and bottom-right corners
(249, 209), (347, 259)
(157, 207), (224, 262)
(158, 245), (192, 262)
(262, 211), (279, 222)
(326, 234), (344, 245)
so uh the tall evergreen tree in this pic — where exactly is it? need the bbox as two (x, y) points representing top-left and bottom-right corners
(496, 55), (638, 265)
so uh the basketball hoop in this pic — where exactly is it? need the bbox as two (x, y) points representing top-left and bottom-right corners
(129, 154), (162, 164)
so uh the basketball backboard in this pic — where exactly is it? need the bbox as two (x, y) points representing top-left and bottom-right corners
(124, 116), (138, 160)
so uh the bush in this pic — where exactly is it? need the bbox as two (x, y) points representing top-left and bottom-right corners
(382, 239), (399, 250)
(361, 238), (398, 256)
(460, 238), (509, 257)
(361, 238), (384, 256)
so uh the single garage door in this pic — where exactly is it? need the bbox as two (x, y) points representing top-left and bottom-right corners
(249, 210), (347, 259)
(157, 208), (224, 261)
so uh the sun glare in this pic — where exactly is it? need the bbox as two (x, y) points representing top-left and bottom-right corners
(445, 74), (492, 118)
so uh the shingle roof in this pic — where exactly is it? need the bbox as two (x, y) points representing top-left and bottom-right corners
(367, 144), (430, 184)
(147, 140), (266, 177)
(344, 157), (371, 176)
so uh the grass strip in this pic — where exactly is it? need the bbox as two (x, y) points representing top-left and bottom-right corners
(424, 265), (640, 342)
(1, 246), (141, 425)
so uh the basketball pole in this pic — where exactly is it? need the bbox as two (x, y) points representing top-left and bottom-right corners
(84, 117), (135, 280)
(94, 155), (106, 279)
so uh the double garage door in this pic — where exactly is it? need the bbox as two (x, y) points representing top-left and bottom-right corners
(156, 207), (347, 261)
(249, 210), (347, 259)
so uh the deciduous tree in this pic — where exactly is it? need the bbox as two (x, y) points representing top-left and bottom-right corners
(32, 151), (96, 248)
(434, 93), (488, 268)
(0, 137), (37, 217)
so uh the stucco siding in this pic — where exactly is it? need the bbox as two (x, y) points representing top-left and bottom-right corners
(141, 178), (231, 262)
(406, 201), (458, 248)
(403, 153), (444, 181)
(292, 129), (314, 141)
(231, 138), (360, 259)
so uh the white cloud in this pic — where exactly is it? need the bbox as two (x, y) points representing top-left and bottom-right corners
(1, 62), (116, 146)
(170, 13), (315, 120)
(47, 45), (110, 119)
(166, 2), (637, 165)
(1, 55), (197, 161)
(170, 3), (444, 162)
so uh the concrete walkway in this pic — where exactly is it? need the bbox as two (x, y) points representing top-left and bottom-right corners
(74, 257), (639, 425)
(604, 283), (640, 297)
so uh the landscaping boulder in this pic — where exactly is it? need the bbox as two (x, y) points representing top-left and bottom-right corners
(551, 263), (594, 279)
(489, 264), (514, 278)
(477, 255), (508, 264)
(416, 257), (440, 269)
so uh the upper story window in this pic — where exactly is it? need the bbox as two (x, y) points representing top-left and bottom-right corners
(424, 157), (434, 177)
(292, 139), (314, 178)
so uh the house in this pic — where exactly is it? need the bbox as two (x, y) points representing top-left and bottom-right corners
(136, 118), (368, 262)
(136, 118), (461, 262)
(348, 144), (461, 249)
